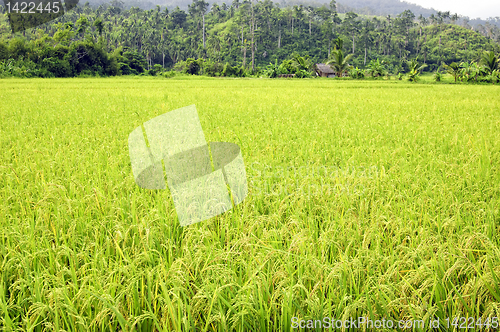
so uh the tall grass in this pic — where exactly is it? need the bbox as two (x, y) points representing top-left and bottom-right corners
(1, 77), (499, 331)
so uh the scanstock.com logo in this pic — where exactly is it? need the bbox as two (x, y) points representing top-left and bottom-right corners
(3, 0), (79, 33)
(128, 105), (248, 227)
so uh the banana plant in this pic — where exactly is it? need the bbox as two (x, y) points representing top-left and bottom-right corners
(460, 61), (473, 82)
(264, 59), (279, 78)
(407, 58), (427, 82)
(291, 53), (312, 72)
(366, 59), (387, 78)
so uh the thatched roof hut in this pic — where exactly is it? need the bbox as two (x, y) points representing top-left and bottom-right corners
(315, 64), (335, 78)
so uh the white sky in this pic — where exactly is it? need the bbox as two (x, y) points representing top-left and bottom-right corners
(405, 0), (500, 19)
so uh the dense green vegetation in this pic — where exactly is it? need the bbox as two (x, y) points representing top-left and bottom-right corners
(1, 77), (500, 330)
(0, 0), (499, 78)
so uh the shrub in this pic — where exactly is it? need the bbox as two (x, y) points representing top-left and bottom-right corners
(295, 69), (312, 78)
(147, 64), (163, 76)
(222, 63), (236, 77)
(203, 61), (223, 77)
(184, 58), (202, 75)
(41, 57), (72, 77)
(121, 49), (147, 73)
(163, 70), (177, 78)
(118, 62), (137, 75)
(68, 41), (119, 76)
(0, 41), (8, 61)
(0, 58), (40, 78)
(78, 70), (95, 77)
(222, 64), (246, 77)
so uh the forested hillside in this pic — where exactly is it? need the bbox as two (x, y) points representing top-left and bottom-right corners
(310, 0), (436, 16)
(0, 0), (499, 78)
(84, 0), (500, 26)
(86, 0), (166, 10)
(84, 0), (437, 19)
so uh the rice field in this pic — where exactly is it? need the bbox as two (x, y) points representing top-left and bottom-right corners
(1, 77), (500, 331)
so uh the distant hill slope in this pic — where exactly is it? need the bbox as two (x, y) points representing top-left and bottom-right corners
(280, 0), (435, 16)
(82, 0), (498, 28)
(282, 0), (436, 16)
(85, 0), (434, 15)
(337, 0), (436, 16)
(84, 0), (165, 10)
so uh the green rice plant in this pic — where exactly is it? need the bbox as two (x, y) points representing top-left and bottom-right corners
(1, 77), (500, 331)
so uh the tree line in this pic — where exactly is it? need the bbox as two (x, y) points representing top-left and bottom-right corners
(0, 0), (499, 78)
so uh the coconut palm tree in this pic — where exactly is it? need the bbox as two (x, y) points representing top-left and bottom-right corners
(480, 51), (499, 74)
(326, 39), (353, 77)
(326, 49), (353, 77)
(333, 37), (343, 51)
(442, 61), (461, 82)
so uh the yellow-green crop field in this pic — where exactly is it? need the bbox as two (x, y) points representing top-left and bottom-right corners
(1, 77), (500, 331)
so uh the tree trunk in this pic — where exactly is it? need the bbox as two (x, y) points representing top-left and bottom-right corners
(387, 34), (390, 55)
(364, 47), (367, 65)
(309, 20), (311, 36)
(202, 14), (206, 48)
(352, 33), (355, 54)
(251, 7), (255, 72)
(278, 29), (281, 48)
(424, 34), (427, 63)
(416, 37), (420, 54)
(243, 46), (246, 67)
(438, 35), (441, 62)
